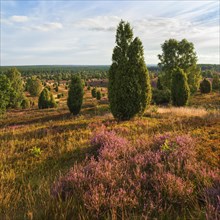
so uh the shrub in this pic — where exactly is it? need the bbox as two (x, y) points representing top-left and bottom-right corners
(200, 78), (212, 93)
(87, 85), (91, 90)
(26, 77), (43, 96)
(21, 98), (30, 109)
(96, 90), (101, 100)
(5, 68), (24, 108)
(57, 93), (63, 99)
(212, 74), (220, 91)
(54, 86), (59, 92)
(91, 87), (97, 98)
(0, 74), (11, 114)
(49, 94), (57, 108)
(38, 88), (57, 109)
(108, 21), (151, 121)
(52, 130), (219, 219)
(171, 68), (190, 106)
(30, 146), (42, 157)
(152, 88), (171, 104)
(157, 76), (163, 90)
(67, 75), (83, 115)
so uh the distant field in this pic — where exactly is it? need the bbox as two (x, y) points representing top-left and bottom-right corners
(0, 82), (219, 219)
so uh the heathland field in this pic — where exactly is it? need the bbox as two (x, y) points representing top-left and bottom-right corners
(0, 82), (219, 219)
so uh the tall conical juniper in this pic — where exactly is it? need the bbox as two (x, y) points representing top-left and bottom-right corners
(67, 75), (83, 115)
(108, 20), (151, 121)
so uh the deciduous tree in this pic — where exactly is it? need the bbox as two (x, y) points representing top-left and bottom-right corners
(158, 39), (201, 94)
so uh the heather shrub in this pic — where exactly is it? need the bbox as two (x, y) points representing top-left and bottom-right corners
(200, 78), (212, 93)
(52, 130), (219, 219)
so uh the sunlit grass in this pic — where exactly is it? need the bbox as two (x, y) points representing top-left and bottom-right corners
(0, 85), (219, 219)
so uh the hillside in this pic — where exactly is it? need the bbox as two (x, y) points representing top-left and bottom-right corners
(1, 84), (219, 219)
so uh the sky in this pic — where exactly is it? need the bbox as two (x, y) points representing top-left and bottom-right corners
(0, 0), (219, 66)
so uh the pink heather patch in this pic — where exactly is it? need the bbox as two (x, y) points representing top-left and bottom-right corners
(52, 130), (220, 218)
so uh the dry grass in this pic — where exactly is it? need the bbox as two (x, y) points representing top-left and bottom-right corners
(0, 83), (220, 219)
(157, 106), (208, 117)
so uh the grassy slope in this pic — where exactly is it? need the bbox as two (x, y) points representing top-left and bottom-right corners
(0, 85), (219, 219)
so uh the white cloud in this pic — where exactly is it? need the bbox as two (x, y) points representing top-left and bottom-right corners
(10, 15), (28, 22)
(31, 22), (63, 31)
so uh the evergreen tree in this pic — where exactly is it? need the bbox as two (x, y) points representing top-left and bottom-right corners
(26, 77), (43, 96)
(6, 68), (24, 108)
(212, 74), (220, 91)
(171, 68), (190, 106)
(0, 74), (11, 114)
(200, 78), (212, 94)
(38, 88), (57, 109)
(96, 90), (102, 100)
(49, 93), (57, 108)
(91, 87), (97, 98)
(157, 75), (163, 90)
(67, 75), (83, 115)
(108, 20), (151, 121)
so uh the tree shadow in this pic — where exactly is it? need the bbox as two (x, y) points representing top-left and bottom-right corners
(1, 111), (71, 128)
(1, 121), (88, 142)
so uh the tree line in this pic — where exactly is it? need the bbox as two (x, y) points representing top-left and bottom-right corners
(1, 20), (220, 118)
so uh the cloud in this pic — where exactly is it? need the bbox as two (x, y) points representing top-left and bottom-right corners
(10, 15), (28, 22)
(74, 16), (121, 32)
(26, 22), (63, 32)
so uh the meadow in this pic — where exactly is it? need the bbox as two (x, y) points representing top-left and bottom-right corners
(0, 82), (220, 219)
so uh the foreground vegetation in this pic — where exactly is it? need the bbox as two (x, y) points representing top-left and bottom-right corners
(1, 20), (220, 220)
(0, 84), (219, 219)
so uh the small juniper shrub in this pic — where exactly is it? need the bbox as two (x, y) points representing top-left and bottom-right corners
(96, 90), (102, 100)
(212, 74), (220, 91)
(52, 129), (219, 219)
(91, 87), (97, 98)
(21, 98), (30, 109)
(200, 78), (212, 94)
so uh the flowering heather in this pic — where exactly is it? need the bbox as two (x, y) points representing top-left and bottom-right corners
(52, 130), (220, 219)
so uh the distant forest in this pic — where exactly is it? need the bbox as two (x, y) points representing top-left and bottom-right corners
(0, 64), (219, 80)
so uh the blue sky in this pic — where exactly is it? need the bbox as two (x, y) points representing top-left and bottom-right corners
(0, 0), (219, 65)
